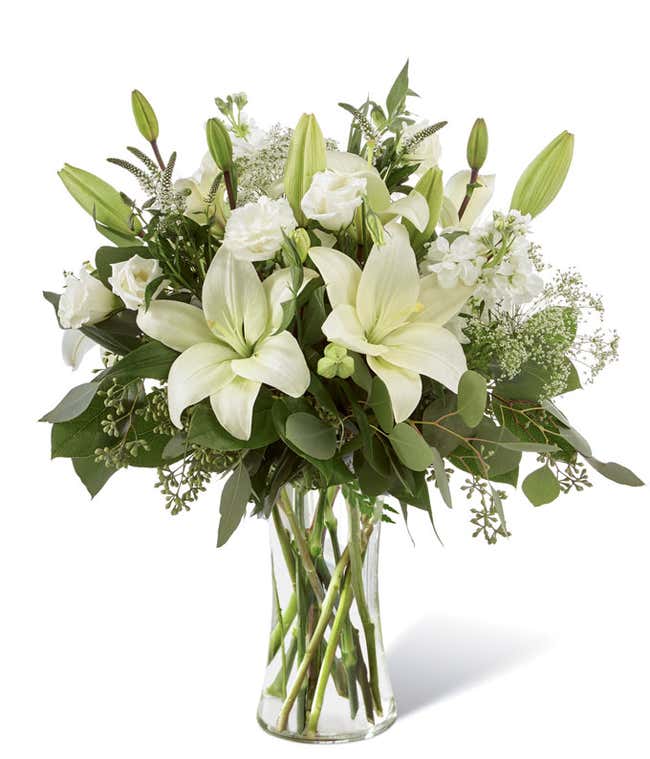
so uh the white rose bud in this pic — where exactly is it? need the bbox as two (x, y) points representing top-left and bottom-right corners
(224, 196), (296, 261)
(300, 170), (366, 230)
(109, 254), (165, 310)
(58, 268), (117, 329)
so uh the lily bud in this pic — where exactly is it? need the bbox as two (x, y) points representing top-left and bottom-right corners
(365, 209), (385, 247)
(206, 118), (233, 172)
(58, 164), (140, 236)
(466, 118), (488, 171)
(131, 90), (159, 142)
(404, 167), (443, 249)
(284, 113), (326, 225)
(511, 130), (574, 217)
(292, 228), (311, 262)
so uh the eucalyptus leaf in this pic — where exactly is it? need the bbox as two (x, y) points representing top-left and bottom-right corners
(584, 457), (644, 487)
(457, 370), (487, 427)
(217, 464), (252, 547)
(522, 465), (561, 506)
(388, 423), (434, 472)
(285, 413), (337, 461)
(368, 376), (394, 433)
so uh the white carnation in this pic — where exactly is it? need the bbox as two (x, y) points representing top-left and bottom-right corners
(301, 170), (366, 230)
(224, 196), (296, 261)
(109, 254), (165, 310)
(58, 268), (116, 329)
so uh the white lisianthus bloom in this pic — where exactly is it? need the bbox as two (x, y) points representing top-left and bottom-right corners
(136, 249), (315, 440)
(58, 268), (116, 329)
(421, 234), (487, 288)
(401, 120), (442, 174)
(61, 329), (95, 369)
(301, 170), (367, 230)
(444, 171), (496, 229)
(109, 254), (165, 310)
(223, 196), (296, 261)
(309, 222), (471, 422)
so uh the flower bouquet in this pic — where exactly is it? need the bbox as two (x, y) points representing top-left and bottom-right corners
(42, 63), (643, 743)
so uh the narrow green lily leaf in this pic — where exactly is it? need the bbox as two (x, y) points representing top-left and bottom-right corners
(285, 412), (337, 461)
(217, 463), (252, 547)
(388, 423), (434, 472)
(522, 465), (561, 506)
(457, 370), (487, 427)
(386, 60), (409, 117)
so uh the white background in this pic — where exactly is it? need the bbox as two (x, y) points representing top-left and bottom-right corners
(2, 1), (649, 757)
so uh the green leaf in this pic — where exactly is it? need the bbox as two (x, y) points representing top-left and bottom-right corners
(285, 412), (337, 460)
(457, 370), (487, 427)
(217, 464), (252, 547)
(430, 447), (452, 508)
(97, 340), (178, 383)
(449, 418), (522, 479)
(351, 353), (372, 393)
(40, 383), (99, 423)
(494, 360), (580, 401)
(522, 465), (561, 506)
(51, 396), (112, 459)
(496, 441), (559, 453)
(420, 394), (474, 456)
(388, 423), (434, 472)
(368, 376), (394, 433)
(386, 60), (409, 117)
(584, 457), (644, 487)
(79, 310), (143, 355)
(72, 456), (115, 497)
(557, 425), (592, 457)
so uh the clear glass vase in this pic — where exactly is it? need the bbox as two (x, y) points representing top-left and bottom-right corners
(257, 484), (396, 743)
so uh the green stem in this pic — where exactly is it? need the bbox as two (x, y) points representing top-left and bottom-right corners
(353, 627), (375, 724)
(340, 619), (359, 719)
(272, 505), (296, 586)
(267, 634), (298, 698)
(267, 593), (297, 663)
(294, 553), (308, 733)
(458, 167), (479, 221)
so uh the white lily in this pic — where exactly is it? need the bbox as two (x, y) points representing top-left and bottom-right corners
(309, 223), (472, 422)
(61, 329), (95, 370)
(443, 170), (495, 229)
(137, 249), (315, 439)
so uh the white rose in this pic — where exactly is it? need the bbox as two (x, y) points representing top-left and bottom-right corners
(58, 268), (116, 329)
(224, 196), (296, 261)
(301, 170), (366, 230)
(109, 254), (165, 310)
(401, 121), (442, 174)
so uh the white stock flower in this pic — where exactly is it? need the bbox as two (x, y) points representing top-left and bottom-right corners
(309, 222), (471, 423)
(223, 196), (296, 261)
(109, 254), (165, 310)
(58, 268), (116, 329)
(401, 121), (442, 173)
(475, 239), (543, 311)
(136, 248), (315, 440)
(422, 234), (487, 288)
(231, 117), (268, 159)
(301, 170), (366, 230)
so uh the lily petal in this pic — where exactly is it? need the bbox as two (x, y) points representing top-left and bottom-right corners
(202, 247), (269, 354)
(415, 273), (474, 326)
(356, 222), (420, 341)
(321, 305), (387, 357)
(445, 171), (495, 229)
(383, 190), (429, 232)
(326, 150), (391, 212)
(230, 331), (310, 397)
(308, 247), (362, 308)
(382, 321), (467, 393)
(137, 300), (216, 352)
(210, 376), (261, 440)
(167, 342), (238, 428)
(367, 355), (422, 423)
(62, 329), (95, 370)
(263, 267), (319, 333)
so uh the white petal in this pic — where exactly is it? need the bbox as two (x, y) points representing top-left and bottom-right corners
(445, 171), (495, 229)
(230, 331), (310, 397)
(62, 330), (95, 370)
(263, 267), (319, 333)
(367, 355), (422, 423)
(383, 190), (429, 231)
(326, 151), (391, 212)
(439, 196), (460, 228)
(137, 300), (215, 352)
(202, 247), (269, 354)
(382, 322), (467, 393)
(167, 342), (238, 428)
(356, 222), (420, 340)
(308, 247), (362, 308)
(210, 376), (261, 440)
(321, 305), (387, 357)
(415, 273), (474, 326)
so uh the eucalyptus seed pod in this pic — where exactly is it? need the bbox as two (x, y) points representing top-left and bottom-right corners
(206, 118), (234, 172)
(284, 113), (326, 225)
(511, 130), (574, 217)
(466, 118), (488, 171)
(131, 90), (159, 142)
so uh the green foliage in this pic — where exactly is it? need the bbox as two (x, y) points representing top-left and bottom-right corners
(522, 465), (561, 506)
(457, 370), (487, 427)
(285, 413), (337, 461)
(388, 423), (433, 472)
(217, 463), (252, 547)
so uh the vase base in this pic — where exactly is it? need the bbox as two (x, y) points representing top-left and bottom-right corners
(256, 707), (397, 745)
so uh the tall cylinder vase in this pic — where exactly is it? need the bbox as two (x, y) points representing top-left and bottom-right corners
(256, 485), (396, 743)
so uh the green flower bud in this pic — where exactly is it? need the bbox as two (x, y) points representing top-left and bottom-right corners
(292, 228), (311, 262)
(131, 90), (159, 142)
(337, 355), (355, 379)
(324, 343), (348, 362)
(206, 118), (234, 172)
(466, 118), (488, 171)
(317, 357), (338, 379)
(511, 130), (574, 218)
(404, 167), (443, 250)
(318, 344), (354, 379)
(58, 164), (140, 236)
(284, 113), (326, 225)
(365, 209), (385, 247)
